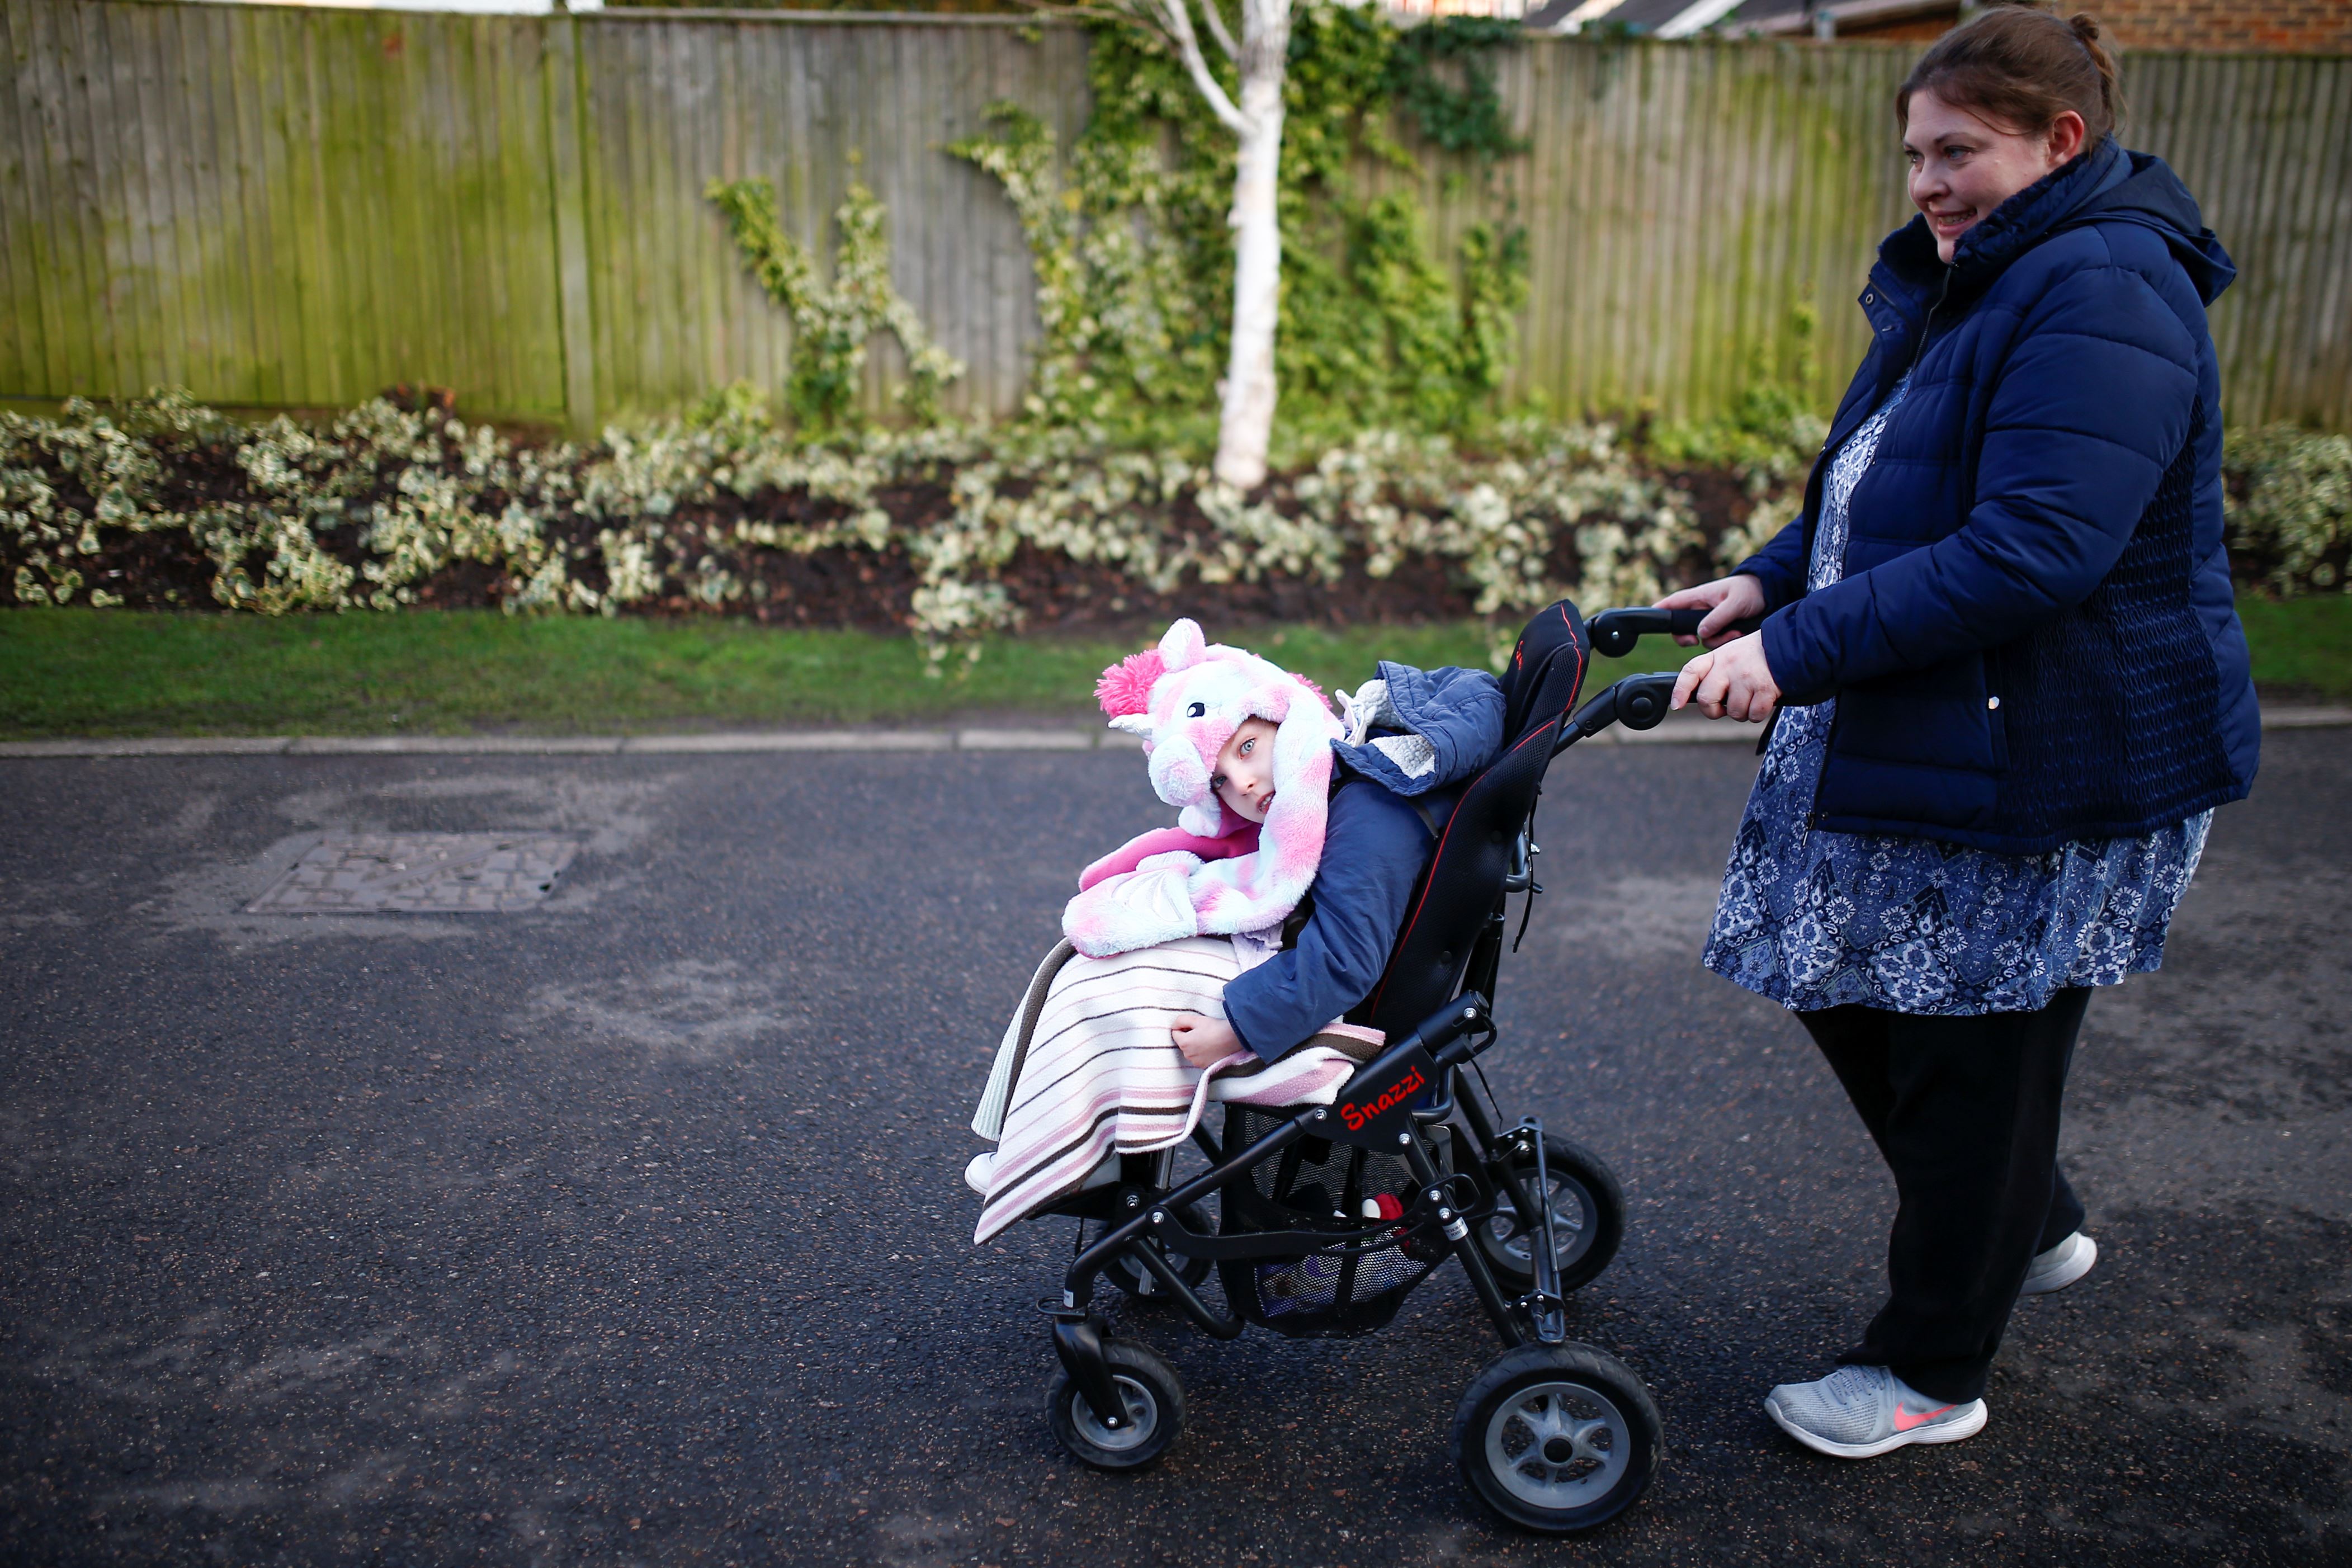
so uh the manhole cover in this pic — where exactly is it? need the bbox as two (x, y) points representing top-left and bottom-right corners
(247, 833), (583, 914)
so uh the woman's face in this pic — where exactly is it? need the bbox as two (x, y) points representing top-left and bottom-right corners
(1211, 717), (1279, 825)
(1904, 89), (2087, 264)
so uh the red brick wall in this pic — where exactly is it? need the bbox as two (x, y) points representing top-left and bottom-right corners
(1845, 12), (1964, 41)
(1841, 3), (2352, 53)
(2081, 1), (2352, 53)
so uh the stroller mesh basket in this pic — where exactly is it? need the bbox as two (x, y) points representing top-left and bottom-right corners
(1216, 1106), (1447, 1339)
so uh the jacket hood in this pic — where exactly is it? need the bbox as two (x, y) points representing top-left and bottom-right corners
(1331, 662), (1506, 797)
(2068, 149), (2237, 305)
(1877, 140), (2235, 308)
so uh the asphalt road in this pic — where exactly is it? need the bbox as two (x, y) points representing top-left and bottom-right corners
(1, 730), (2345, 1567)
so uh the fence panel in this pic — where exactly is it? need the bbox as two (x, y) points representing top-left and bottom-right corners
(570, 13), (1088, 422)
(0, 0), (571, 416)
(2133, 51), (2352, 428)
(1, 1), (2345, 432)
(1469, 40), (1918, 421)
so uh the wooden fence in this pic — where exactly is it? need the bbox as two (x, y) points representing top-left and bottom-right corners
(3, 0), (2346, 432)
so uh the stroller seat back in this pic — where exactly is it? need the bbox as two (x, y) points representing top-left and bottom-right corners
(1358, 601), (1593, 1040)
(1208, 602), (1598, 1339)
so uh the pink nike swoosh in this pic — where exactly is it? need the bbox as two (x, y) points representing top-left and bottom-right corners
(1893, 1402), (1956, 1432)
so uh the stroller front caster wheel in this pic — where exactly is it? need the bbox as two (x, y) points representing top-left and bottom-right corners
(1046, 1338), (1185, 1471)
(1452, 1343), (1662, 1535)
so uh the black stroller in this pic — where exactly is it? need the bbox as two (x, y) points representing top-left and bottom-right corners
(1021, 600), (1702, 1535)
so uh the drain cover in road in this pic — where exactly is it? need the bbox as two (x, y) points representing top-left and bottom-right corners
(247, 833), (583, 913)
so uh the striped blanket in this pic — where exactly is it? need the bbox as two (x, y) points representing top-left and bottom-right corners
(969, 937), (1380, 1244)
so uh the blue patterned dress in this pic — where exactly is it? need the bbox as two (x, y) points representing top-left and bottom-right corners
(1703, 374), (2212, 1017)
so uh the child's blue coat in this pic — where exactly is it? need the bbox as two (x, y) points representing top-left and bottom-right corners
(1225, 664), (1503, 1060)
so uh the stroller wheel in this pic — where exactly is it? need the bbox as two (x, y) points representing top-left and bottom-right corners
(1452, 1343), (1662, 1535)
(1476, 1131), (1624, 1296)
(1046, 1338), (1185, 1471)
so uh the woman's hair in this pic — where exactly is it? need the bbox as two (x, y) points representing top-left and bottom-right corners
(1897, 4), (2124, 152)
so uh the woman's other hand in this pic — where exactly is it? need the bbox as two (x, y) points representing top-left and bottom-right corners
(1169, 1013), (1246, 1069)
(1672, 633), (1782, 723)
(1656, 574), (1768, 647)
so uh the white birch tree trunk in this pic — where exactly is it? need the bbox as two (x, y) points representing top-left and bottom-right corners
(1152, 0), (1291, 492)
(1212, 3), (1288, 491)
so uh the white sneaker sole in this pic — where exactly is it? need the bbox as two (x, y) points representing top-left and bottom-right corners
(2020, 1232), (2098, 1295)
(1764, 1395), (1988, 1459)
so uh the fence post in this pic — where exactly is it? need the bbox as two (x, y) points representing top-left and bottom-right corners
(544, 15), (598, 437)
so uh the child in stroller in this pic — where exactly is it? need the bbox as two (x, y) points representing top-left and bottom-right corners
(967, 616), (1514, 1239)
(970, 602), (1703, 1535)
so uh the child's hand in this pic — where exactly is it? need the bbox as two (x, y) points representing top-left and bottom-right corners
(1170, 1013), (1245, 1069)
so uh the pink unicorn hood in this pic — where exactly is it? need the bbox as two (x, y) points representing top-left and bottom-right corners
(1062, 618), (1344, 958)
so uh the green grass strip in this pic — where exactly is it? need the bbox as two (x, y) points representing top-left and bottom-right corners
(2238, 594), (2352, 701)
(3, 599), (2341, 739)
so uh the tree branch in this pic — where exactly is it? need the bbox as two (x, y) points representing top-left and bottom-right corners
(1197, 0), (1239, 65)
(1008, 0), (1247, 140)
(1009, 0), (1182, 55)
(1155, 0), (1250, 135)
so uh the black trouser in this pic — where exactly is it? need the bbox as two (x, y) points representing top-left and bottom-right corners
(1796, 987), (2091, 1406)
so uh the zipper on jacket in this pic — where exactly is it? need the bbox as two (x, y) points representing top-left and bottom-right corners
(1801, 266), (1952, 830)
(1903, 268), (1954, 379)
(1794, 270), (1947, 586)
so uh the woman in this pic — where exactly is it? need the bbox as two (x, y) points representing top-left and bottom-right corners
(1660, 6), (2259, 1460)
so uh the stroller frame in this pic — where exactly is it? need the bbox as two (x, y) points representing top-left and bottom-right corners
(1027, 602), (1711, 1534)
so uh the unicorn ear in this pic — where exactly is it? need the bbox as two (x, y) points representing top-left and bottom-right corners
(1158, 618), (1206, 672)
(1106, 714), (1155, 738)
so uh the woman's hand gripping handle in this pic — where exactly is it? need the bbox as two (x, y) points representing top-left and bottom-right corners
(1655, 575), (1781, 724)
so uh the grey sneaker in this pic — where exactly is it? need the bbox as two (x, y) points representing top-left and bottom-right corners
(2020, 1231), (2098, 1295)
(1764, 1364), (1987, 1458)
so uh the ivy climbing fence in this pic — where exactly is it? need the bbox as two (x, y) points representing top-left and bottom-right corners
(2, 0), (2348, 433)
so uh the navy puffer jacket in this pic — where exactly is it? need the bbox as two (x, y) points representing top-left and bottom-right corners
(1739, 138), (2260, 853)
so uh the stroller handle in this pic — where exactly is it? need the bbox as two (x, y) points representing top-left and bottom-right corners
(1586, 604), (1762, 658)
(1555, 672), (1679, 755)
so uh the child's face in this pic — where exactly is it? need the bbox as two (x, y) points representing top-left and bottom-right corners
(1211, 717), (1279, 824)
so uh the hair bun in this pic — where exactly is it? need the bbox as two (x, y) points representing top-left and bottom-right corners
(1904, 5), (2123, 145)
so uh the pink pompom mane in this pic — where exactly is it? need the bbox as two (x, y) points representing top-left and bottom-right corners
(1095, 649), (1164, 717)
